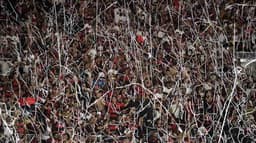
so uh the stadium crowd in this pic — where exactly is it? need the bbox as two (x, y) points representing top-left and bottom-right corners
(0, 0), (256, 142)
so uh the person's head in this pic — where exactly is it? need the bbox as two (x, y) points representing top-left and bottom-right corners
(144, 78), (152, 88)
(121, 88), (127, 95)
(197, 86), (205, 98)
(111, 96), (117, 103)
(62, 133), (70, 141)
(96, 90), (103, 98)
(205, 90), (213, 103)
(123, 138), (130, 143)
(117, 94), (123, 102)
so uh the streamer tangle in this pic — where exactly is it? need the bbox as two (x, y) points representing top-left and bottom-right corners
(0, 0), (256, 142)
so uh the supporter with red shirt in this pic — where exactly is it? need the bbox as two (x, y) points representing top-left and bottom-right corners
(107, 96), (125, 119)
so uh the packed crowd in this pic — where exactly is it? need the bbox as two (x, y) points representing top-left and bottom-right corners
(0, 0), (256, 142)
